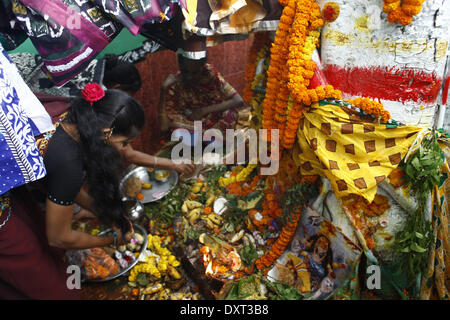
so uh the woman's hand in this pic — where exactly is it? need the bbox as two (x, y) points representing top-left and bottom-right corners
(171, 160), (196, 175)
(112, 222), (134, 246)
(161, 74), (177, 90)
(187, 108), (205, 121)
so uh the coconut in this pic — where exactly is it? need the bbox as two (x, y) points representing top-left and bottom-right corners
(213, 197), (228, 215)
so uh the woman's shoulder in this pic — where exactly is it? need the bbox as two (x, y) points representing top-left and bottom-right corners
(44, 126), (82, 165)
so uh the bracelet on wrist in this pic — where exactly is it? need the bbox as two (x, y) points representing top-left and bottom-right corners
(111, 231), (118, 247)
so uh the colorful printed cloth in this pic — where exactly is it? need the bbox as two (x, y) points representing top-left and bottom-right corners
(293, 100), (421, 203)
(118, 40), (162, 64)
(417, 132), (449, 300)
(181, 0), (282, 37)
(267, 206), (362, 300)
(162, 63), (239, 133)
(0, 0), (28, 51)
(5, 0), (182, 86)
(0, 192), (11, 226)
(9, 52), (106, 98)
(0, 45), (50, 195)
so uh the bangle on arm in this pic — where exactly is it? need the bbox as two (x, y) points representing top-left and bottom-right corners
(111, 231), (118, 247)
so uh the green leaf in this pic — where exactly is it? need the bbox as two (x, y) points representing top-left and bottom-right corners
(410, 242), (427, 253)
(398, 232), (412, 243)
(240, 244), (259, 267)
(411, 158), (421, 170)
(136, 273), (150, 286)
(414, 232), (424, 239)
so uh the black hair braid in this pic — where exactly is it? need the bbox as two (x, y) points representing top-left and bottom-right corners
(66, 98), (130, 234)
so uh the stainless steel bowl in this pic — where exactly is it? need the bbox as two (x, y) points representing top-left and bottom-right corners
(154, 169), (171, 183)
(119, 166), (178, 203)
(122, 196), (145, 222)
(82, 224), (148, 283)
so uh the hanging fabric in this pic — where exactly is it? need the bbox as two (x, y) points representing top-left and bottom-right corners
(5, 0), (184, 86)
(0, 44), (51, 195)
(181, 0), (282, 45)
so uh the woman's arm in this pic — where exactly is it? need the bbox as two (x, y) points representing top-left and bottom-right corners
(122, 144), (196, 175)
(74, 186), (97, 214)
(45, 200), (117, 250)
(189, 94), (244, 120)
(204, 94), (244, 114)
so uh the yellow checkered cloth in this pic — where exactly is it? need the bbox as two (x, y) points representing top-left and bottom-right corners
(293, 102), (421, 203)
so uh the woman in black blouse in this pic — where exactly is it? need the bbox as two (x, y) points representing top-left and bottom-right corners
(0, 86), (195, 299)
(45, 86), (196, 248)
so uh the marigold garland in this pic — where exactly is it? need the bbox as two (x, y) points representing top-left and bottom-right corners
(261, 0), (295, 140)
(226, 175), (260, 197)
(345, 97), (391, 123)
(262, 0), (342, 149)
(255, 206), (302, 270)
(382, 0), (426, 26)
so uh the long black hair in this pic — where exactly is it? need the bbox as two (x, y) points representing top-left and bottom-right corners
(65, 89), (145, 233)
(103, 54), (142, 93)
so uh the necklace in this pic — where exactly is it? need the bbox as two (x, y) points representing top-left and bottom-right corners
(61, 122), (80, 142)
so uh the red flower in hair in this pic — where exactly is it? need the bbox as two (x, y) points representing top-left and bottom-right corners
(81, 83), (105, 105)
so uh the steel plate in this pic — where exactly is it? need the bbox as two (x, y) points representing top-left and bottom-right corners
(119, 166), (178, 203)
(83, 224), (148, 283)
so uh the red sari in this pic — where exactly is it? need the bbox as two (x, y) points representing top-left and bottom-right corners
(0, 188), (80, 299)
(0, 95), (79, 299)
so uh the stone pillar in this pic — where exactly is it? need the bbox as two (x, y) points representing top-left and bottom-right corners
(318, 0), (450, 127)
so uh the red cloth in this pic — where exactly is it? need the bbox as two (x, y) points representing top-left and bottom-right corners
(34, 92), (71, 124)
(0, 188), (80, 299)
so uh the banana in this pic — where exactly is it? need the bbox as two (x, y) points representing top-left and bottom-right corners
(189, 211), (201, 224)
(199, 233), (206, 244)
(208, 214), (223, 225)
(186, 208), (202, 219)
(230, 229), (245, 243)
(181, 202), (188, 214)
(170, 292), (185, 300)
(205, 195), (216, 207)
(191, 186), (202, 194)
(168, 266), (182, 280)
(206, 219), (216, 229)
(143, 283), (163, 295)
(185, 200), (203, 210)
(244, 233), (256, 246)
(191, 182), (204, 194)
